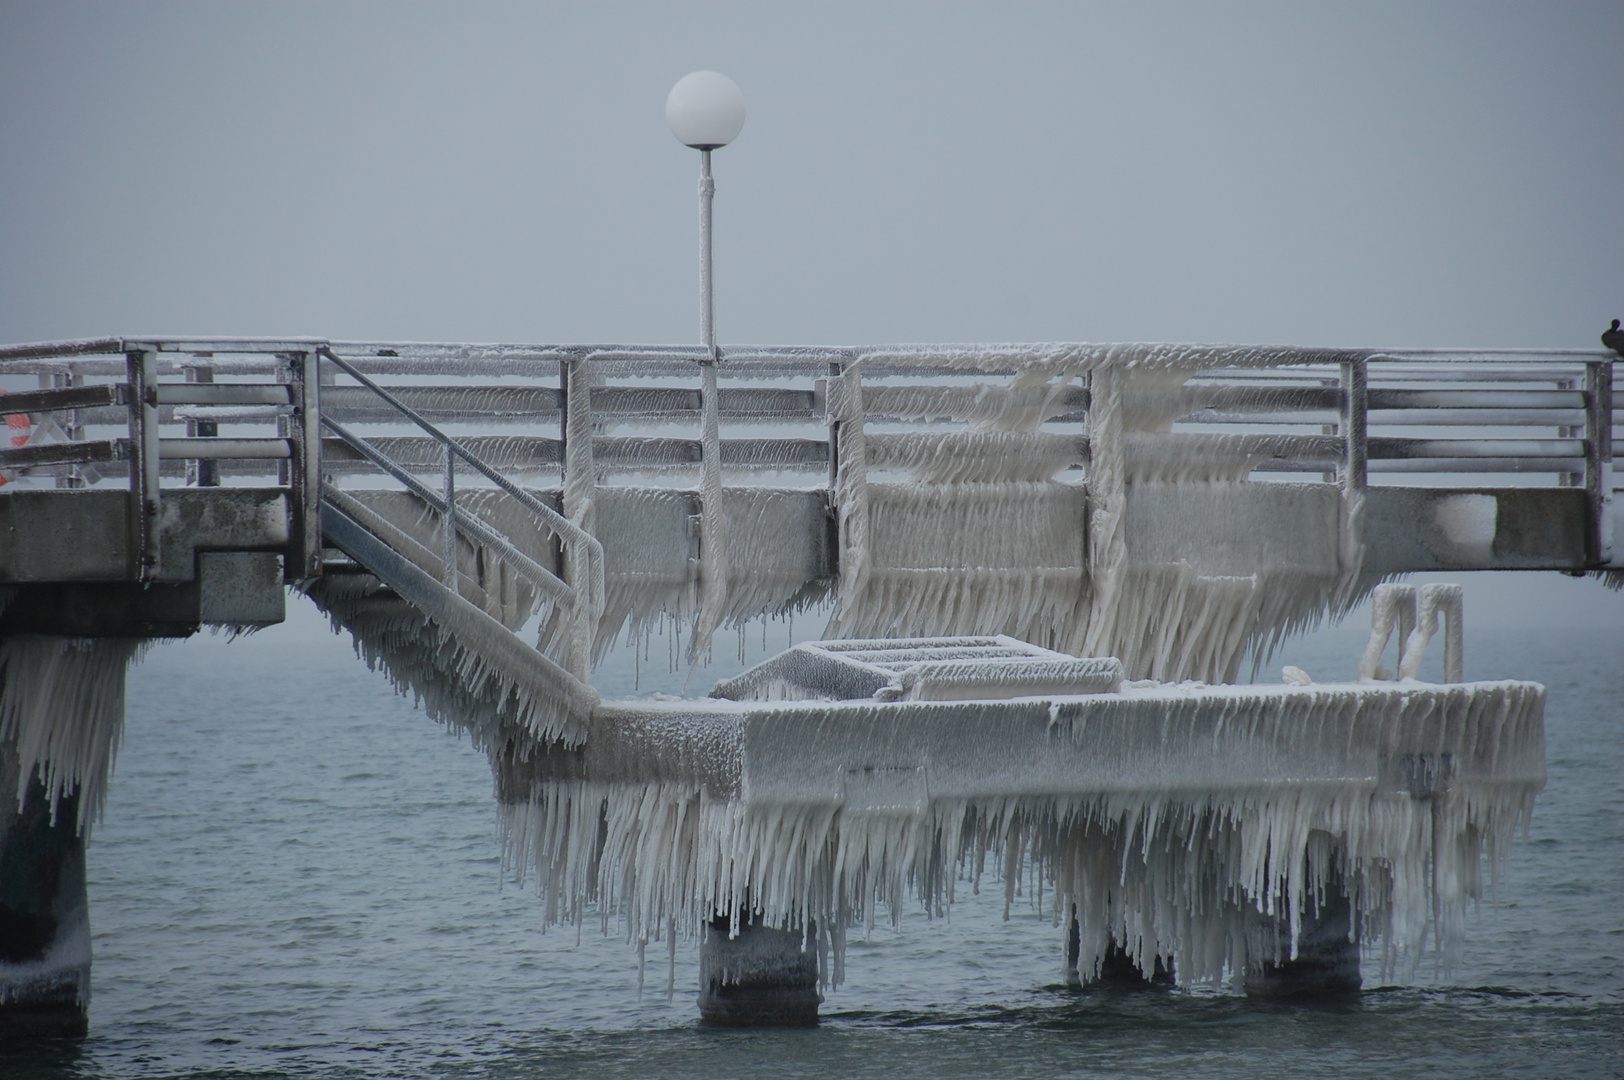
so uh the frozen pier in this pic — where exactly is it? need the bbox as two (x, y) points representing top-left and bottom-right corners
(0, 337), (1613, 1033)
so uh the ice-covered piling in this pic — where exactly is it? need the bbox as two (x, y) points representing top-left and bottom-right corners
(698, 910), (821, 1026)
(1241, 838), (1361, 998)
(0, 635), (141, 1038)
(0, 753), (91, 1038)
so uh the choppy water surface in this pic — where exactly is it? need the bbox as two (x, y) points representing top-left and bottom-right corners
(6, 574), (1622, 1078)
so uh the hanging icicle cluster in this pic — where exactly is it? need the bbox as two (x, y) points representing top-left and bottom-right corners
(0, 636), (146, 831)
(494, 679), (1544, 989)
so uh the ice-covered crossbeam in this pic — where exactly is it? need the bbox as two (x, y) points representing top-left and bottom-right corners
(556, 672), (1545, 803)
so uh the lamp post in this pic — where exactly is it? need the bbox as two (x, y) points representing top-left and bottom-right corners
(665, 72), (744, 664)
(666, 71), (745, 359)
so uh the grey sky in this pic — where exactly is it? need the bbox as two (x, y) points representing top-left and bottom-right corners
(2, 1), (1620, 349)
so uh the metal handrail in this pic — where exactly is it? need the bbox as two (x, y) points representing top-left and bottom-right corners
(320, 423), (571, 607)
(317, 347), (602, 565)
(317, 346), (603, 678)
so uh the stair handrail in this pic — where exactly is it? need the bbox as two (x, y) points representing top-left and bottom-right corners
(319, 427), (571, 607)
(317, 346), (604, 677)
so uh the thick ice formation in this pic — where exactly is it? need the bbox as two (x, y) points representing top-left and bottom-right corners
(296, 347), (1543, 994)
(496, 676), (1545, 989)
(825, 357), (1366, 682)
(0, 635), (145, 830)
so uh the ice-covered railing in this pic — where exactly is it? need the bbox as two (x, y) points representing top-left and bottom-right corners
(2, 338), (1616, 676)
(5, 338), (1611, 495)
(0, 337), (325, 581)
(314, 347), (604, 683)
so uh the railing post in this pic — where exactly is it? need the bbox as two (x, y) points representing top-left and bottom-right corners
(1081, 362), (1126, 659)
(562, 354), (595, 681)
(52, 368), (87, 489)
(184, 362), (220, 487)
(1584, 359), (1614, 565)
(442, 443), (458, 591)
(1340, 357), (1367, 496)
(125, 349), (162, 580)
(286, 350), (323, 580)
(826, 359), (842, 493)
(691, 353), (729, 659)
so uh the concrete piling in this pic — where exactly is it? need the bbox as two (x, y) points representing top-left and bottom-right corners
(0, 748), (91, 1039)
(1243, 851), (1361, 999)
(698, 910), (821, 1026)
(1064, 914), (1175, 990)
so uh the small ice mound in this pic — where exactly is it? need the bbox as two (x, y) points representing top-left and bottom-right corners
(1281, 665), (1313, 686)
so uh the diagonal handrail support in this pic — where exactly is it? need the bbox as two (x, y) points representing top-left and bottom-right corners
(317, 346), (603, 680)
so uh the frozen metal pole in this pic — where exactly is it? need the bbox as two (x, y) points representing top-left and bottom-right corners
(667, 71), (745, 661)
(700, 149), (715, 358)
(667, 69), (744, 357)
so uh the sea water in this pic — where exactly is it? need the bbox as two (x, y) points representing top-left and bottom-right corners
(5, 574), (1620, 1078)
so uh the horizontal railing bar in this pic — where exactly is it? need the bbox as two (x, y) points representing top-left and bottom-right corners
(319, 434), (834, 470)
(0, 384), (123, 413)
(156, 384), (293, 406)
(0, 440), (122, 468)
(156, 437), (291, 460)
(1181, 408), (1588, 427)
(172, 405), (292, 422)
(1368, 388), (1587, 408)
(0, 338), (129, 361)
(5, 337), (1610, 365)
(1366, 458), (1586, 474)
(1368, 437), (1585, 459)
(0, 337), (329, 361)
(320, 384), (821, 421)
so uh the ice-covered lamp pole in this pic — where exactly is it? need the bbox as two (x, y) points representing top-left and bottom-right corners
(666, 71), (745, 657)
(666, 71), (746, 358)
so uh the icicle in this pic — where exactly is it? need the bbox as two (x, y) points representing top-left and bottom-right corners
(491, 678), (1542, 992)
(0, 636), (145, 832)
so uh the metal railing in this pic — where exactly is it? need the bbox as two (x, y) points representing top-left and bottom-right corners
(0, 338), (322, 580)
(4, 338), (1618, 571)
(314, 347), (603, 681)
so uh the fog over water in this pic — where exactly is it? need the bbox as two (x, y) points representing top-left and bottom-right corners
(2, 2), (1621, 1076)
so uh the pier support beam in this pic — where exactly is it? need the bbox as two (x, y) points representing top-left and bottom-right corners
(1243, 862), (1361, 999)
(0, 748), (90, 1039)
(1064, 915), (1174, 990)
(698, 911), (820, 1026)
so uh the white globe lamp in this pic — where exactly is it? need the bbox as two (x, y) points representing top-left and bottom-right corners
(666, 72), (745, 359)
(666, 71), (746, 150)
